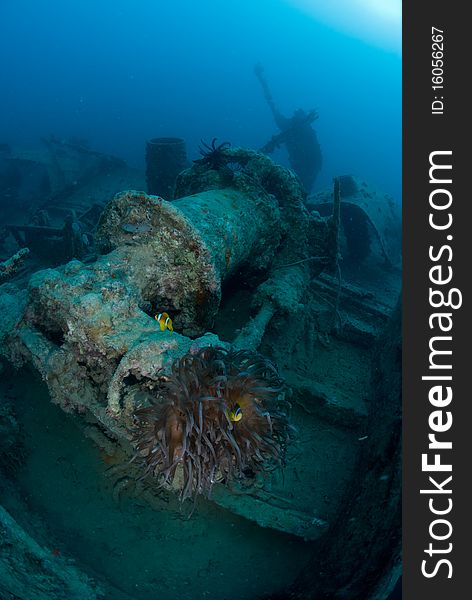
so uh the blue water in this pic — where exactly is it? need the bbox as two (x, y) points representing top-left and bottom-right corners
(0, 0), (401, 200)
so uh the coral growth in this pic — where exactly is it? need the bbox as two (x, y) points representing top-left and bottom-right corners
(0, 248), (30, 282)
(131, 346), (293, 504)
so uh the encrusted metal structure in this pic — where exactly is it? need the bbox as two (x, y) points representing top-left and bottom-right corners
(0, 148), (401, 599)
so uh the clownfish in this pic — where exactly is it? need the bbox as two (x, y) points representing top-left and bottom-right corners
(228, 403), (243, 422)
(155, 312), (173, 333)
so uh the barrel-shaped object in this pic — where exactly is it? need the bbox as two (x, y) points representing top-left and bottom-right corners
(145, 137), (188, 199)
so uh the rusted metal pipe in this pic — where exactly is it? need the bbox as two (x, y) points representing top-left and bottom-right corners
(94, 186), (281, 336)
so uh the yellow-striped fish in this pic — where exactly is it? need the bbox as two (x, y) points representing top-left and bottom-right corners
(228, 403), (243, 422)
(155, 312), (173, 333)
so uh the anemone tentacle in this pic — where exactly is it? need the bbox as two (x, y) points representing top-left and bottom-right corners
(131, 346), (294, 504)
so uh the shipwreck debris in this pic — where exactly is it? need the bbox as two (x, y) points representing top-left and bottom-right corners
(308, 175), (401, 268)
(0, 146), (400, 552)
(0, 248), (30, 282)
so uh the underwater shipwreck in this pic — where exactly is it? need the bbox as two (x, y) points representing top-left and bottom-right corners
(0, 139), (401, 599)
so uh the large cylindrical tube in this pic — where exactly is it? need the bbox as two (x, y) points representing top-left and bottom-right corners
(145, 137), (188, 199)
(94, 188), (281, 336)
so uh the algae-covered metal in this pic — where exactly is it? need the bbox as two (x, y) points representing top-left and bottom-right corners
(0, 150), (399, 561)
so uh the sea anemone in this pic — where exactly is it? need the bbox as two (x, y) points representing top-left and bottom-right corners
(131, 346), (293, 504)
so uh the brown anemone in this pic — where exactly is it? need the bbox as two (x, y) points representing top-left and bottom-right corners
(132, 346), (293, 503)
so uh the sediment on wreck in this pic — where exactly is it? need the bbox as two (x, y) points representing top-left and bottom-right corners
(281, 299), (401, 600)
(0, 505), (102, 600)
